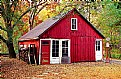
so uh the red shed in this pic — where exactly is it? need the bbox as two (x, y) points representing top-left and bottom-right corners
(19, 8), (105, 65)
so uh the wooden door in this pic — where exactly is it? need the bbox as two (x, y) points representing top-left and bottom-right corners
(41, 40), (50, 65)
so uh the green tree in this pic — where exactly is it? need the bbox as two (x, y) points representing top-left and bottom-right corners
(97, 0), (121, 45)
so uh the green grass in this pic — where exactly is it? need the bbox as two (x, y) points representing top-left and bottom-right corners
(111, 54), (121, 60)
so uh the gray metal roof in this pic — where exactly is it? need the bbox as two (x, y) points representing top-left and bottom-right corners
(19, 17), (60, 40)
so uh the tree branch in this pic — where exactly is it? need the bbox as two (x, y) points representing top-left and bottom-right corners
(0, 35), (7, 44)
(13, 8), (31, 28)
(13, 1), (47, 28)
(35, 3), (48, 16)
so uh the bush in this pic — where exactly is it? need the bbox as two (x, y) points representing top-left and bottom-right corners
(111, 49), (120, 54)
(111, 54), (121, 60)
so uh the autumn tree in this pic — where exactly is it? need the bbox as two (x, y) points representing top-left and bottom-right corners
(28, 0), (48, 30)
(0, 0), (48, 58)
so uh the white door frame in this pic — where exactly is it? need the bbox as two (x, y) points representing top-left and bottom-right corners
(39, 39), (70, 64)
(50, 39), (60, 64)
(59, 39), (70, 64)
(50, 39), (70, 64)
(95, 39), (103, 61)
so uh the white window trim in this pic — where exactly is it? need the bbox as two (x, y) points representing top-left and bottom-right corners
(71, 18), (78, 30)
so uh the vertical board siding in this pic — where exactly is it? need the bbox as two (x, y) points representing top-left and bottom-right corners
(70, 36), (95, 62)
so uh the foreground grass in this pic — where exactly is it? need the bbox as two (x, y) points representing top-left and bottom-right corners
(1, 57), (121, 79)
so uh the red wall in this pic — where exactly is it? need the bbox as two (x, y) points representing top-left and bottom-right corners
(40, 10), (103, 63)
(19, 40), (39, 50)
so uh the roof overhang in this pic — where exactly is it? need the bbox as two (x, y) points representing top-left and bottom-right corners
(18, 37), (39, 42)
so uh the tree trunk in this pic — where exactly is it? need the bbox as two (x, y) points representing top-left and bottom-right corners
(7, 42), (16, 58)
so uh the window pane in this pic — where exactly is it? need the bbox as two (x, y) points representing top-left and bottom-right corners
(98, 46), (100, 51)
(62, 40), (68, 57)
(53, 40), (55, 44)
(62, 41), (68, 47)
(62, 48), (68, 57)
(52, 45), (55, 48)
(72, 19), (76, 25)
(56, 48), (59, 52)
(52, 52), (55, 57)
(98, 41), (100, 45)
(65, 41), (68, 47)
(96, 41), (97, 45)
(52, 40), (59, 57)
(62, 48), (65, 53)
(96, 40), (101, 51)
(62, 41), (65, 47)
(52, 49), (55, 52)
(96, 46), (98, 51)
(56, 53), (59, 57)
(66, 48), (68, 53)
(71, 18), (77, 30)
(56, 44), (59, 48)
(72, 25), (76, 29)
(56, 41), (59, 45)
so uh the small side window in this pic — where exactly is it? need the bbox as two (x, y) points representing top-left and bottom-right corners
(71, 18), (77, 30)
(19, 44), (24, 48)
(96, 40), (100, 51)
(42, 41), (49, 45)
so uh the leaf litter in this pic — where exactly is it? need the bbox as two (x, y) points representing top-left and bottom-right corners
(1, 57), (121, 79)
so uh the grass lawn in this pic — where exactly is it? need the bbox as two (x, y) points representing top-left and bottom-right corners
(1, 57), (121, 79)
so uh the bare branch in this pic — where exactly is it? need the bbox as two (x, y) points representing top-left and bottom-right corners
(35, 3), (48, 16)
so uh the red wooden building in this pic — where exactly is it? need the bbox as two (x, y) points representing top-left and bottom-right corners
(19, 8), (105, 65)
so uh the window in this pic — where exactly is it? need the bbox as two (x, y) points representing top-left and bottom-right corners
(96, 41), (100, 51)
(52, 40), (59, 57)
(42, 41), (49, 45)
(62, 41), (68, 57)
(71, 18), (77, 30)
(19, 44), (24, 48)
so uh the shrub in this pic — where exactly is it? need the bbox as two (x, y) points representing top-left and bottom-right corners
(111, 54), (121, 60)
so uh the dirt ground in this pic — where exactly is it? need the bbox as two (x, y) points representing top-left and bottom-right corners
(1, 57), (121, 79)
